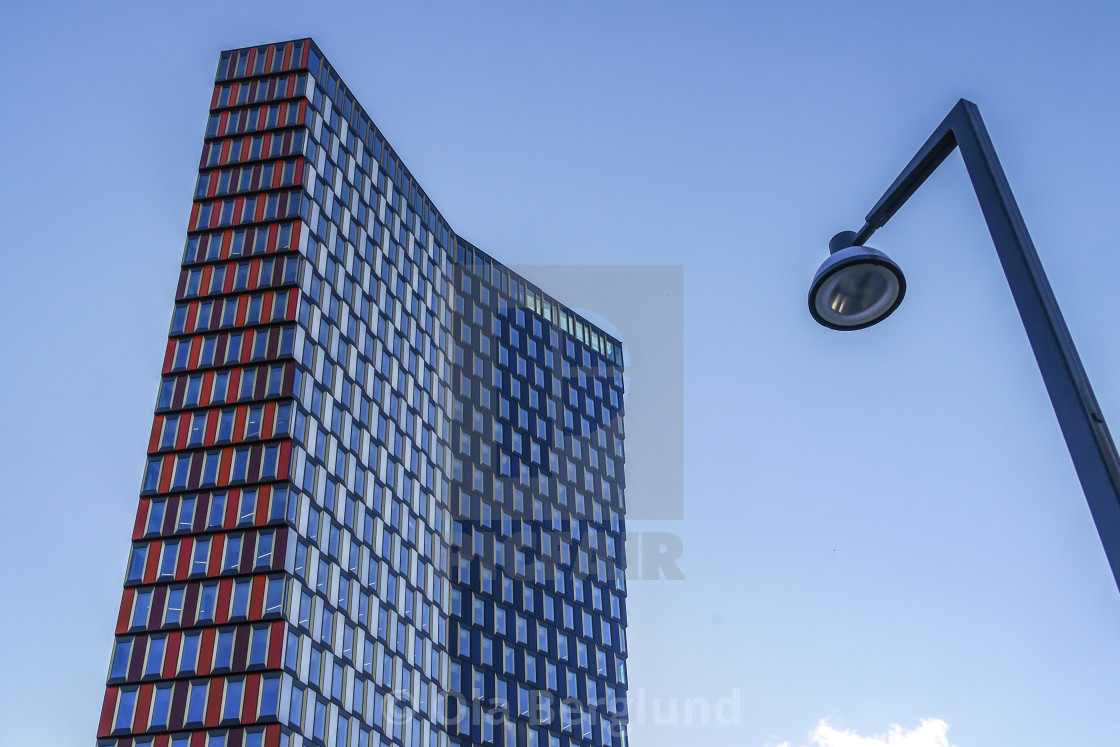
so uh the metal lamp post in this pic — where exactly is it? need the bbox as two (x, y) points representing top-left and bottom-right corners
(809, 98), (1120, 594)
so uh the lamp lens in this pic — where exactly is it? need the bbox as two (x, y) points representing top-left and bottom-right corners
(815, 261), (900, 327)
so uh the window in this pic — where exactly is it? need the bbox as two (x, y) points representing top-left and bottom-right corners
(185, 375), (202, 407)
(114, 688), (137, 732)
(246, 406), (264, 439)
(220, 298), (238, 329)
(200, 337), (216, 367)
(188, 412), (207, 447)
(202, 451), (221, 486)
(249, 625), (269, 667)
(235, 263), (251, 290)
(274, 404), (292, 436)
(143, 459), (161, 494)
(171, 454), (191, 491)
(165, 586), (185, 625)
(546, 661), (558, 690)
(262, 445), (279, 479)
(259, 675), (282, 719)
(126, 546), (148, 584)
(279, 328), (295, 357)
(223, 678), (245, 722)
(160, 418), (179, 451)
(248, 296), (263, 324)
(231, 449), (249, 483)
(265, 575), (285, 615)
(177, 497), (196, 532)
(185, 680), (208, 725)
(294, 542), (307, 580)
(173, 340), (191, 371)
(226, 333), (243, 364)
(224, 535), (242, 572)
(214, 629), (235, 671)
(239, 490), (257, 525)
(482, 710), (495, 743)
(331, 661), (344, 700)
(211, 266), (227, 294)
(147, 500), (166, 535)
(314, 697), (327, 741)
(458, 628), (470, 658)
(109, 639), (131, 680)
(157, 380), (175, 411)
(209, 493), (228, 528)
(256, 531), (274, 569)
(264, 363), (286, 398)
(213, 371), (230, 403)
(150, 685), (173, 729)
(197, 583), (218, 623)
(482, 636), (493, 666)
(252, 331), (269, 361)
(218, 409), (236, 442)
(180, 632), (201, 674)
(159, 542), (179, 580)
(191, 538), (211, 576)
(231, 580), (251, 618)
(271, 294), (288, 323)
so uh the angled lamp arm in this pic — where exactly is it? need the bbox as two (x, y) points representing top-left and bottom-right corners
(852, 102), (962, 246)
(848, 98), (1120, 592)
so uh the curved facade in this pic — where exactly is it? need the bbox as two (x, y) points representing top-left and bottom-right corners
(97, 39), (628, 747)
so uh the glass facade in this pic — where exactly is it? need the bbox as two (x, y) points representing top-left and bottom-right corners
(97, 38), (627, 747)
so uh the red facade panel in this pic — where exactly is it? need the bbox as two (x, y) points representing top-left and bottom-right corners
(103, 38), (309, 747)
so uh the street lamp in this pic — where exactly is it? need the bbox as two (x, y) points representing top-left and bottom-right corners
(808, 239), (906, 330)
(809, 98), (1120, 594)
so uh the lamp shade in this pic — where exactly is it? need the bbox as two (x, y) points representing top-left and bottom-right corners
(809, 244), (906, 330)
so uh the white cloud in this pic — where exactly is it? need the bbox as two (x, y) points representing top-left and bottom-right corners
(770, 718), (954, 747)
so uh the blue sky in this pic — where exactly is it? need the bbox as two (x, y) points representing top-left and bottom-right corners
(3, 2), (1120, 745)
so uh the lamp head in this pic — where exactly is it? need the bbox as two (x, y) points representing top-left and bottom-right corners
(809, 233), (906, 330)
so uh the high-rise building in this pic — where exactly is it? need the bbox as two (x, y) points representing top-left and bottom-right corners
(97, 39), (629, 747)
